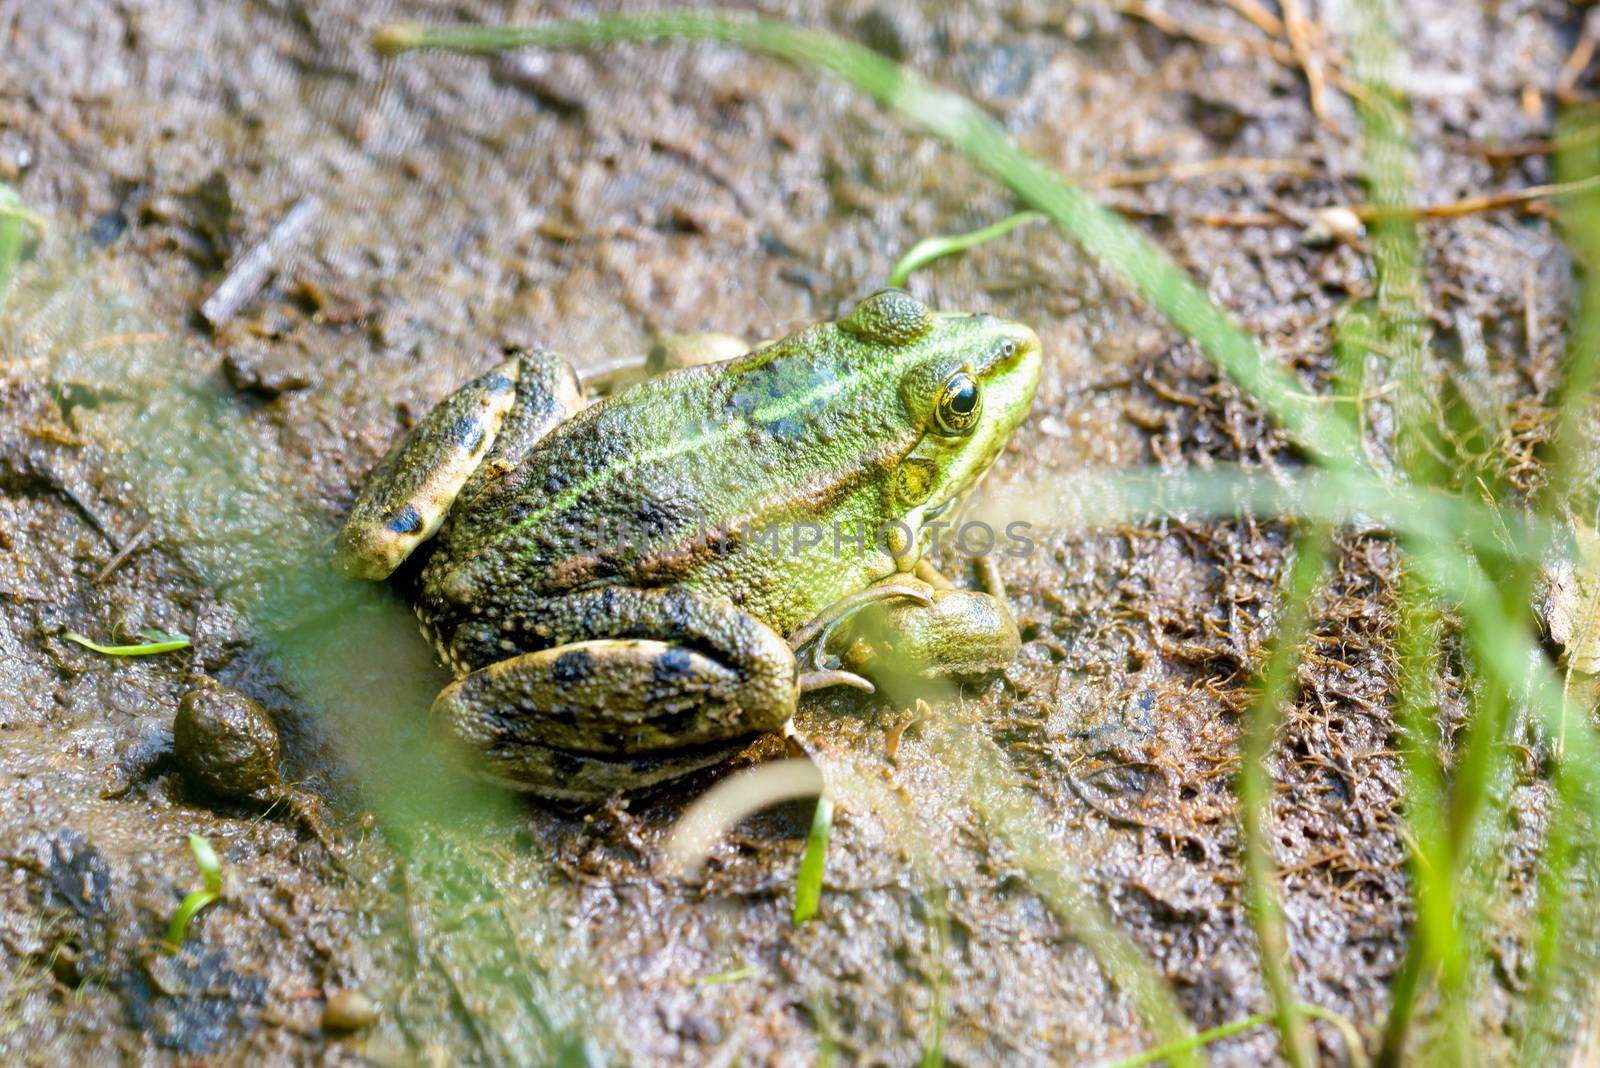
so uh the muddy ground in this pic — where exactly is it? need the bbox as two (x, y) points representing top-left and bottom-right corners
(0, 0), (1586, 1064)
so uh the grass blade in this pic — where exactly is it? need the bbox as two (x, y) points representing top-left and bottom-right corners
(887, 211), (1044, 288)
(792, 792), (834, 926)
(1236, 528), (1334, 1068)
(62, 629), (192, 656)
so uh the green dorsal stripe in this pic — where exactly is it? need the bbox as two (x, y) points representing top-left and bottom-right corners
(478, 345), (917, 557)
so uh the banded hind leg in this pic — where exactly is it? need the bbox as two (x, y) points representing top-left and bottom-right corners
(333, 349), (582, 580)
(431, 586), (870, 800)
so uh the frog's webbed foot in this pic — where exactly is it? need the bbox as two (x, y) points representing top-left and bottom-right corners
(334, 350), (581, 580)
(432, 587), (798, 797)
(265, 786), (345, 867)
(915, 555), (1007, 597)
(787, 580), (934, 655)
(820, 575), (1021, 696)
(913, 559), (958, 590)
(796, 668), (876, 694)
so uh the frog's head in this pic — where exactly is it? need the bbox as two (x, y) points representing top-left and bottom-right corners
(837, 288), (1042, 525)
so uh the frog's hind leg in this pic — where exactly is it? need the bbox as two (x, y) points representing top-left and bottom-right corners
(334, 350), (581, 580)
(432, 587), (798, 795)
(459, 349), (584, 505)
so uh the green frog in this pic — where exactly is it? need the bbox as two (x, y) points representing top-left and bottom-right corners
(334, 289), (1041, 801)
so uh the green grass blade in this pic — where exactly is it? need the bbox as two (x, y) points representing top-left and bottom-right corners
(189, 833), (222, 894)
(792, 792), (834, 926)
(0, 182), (42, 304)
(1107, 1003), (1367, 1068)
(62, 629), (192, 656)
(887, 211), (1044, 288)
(919, 885), (948, 1068)
(164, 835), (224, 953)
(1236, 528), (1333, 1068)
(695, 966), (756, 986)
(163, 890), (219, 953)
(1351, 0), (1438, 483)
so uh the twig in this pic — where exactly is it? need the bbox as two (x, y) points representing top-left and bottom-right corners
(1444, 121), (1600, 162)
(1112, 204), (1295, 228)
(1221, 0), (1283, 38)
(1110, 0), (1363, 101)
(95, 522), (151, 582)
(1356, 170), (1600, 221)
(1556, 7), (1600, 104)
(199, 197), (319, 328)
(1080, 156), (1321, 188)
(1113, 0), (1300, 66)
(1113, 170), (1600, 232)
(1281, 0), (1332, 126)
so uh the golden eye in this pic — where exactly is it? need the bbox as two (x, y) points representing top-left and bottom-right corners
(935, 371), (982, 435)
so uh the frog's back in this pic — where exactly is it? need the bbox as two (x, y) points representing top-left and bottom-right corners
(422, 335), (915, 629)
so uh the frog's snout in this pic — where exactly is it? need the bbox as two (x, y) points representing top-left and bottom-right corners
(1013, 323), (1042, 359)
(1006, 324), (1042, 372)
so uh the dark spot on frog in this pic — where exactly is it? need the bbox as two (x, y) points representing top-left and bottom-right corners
(479, 373), (514, 393)
(653, 647), (695, 681)
(729, 359), (839, 438)
(550, 749), (585, 777)
(460, 670), (493, 698)
(445, 415), (486, 452)
(628, 495), (685, 541)
(384, 504), (424, 535)
(552, 649), (593, 683)
(643, 702), (702, 740)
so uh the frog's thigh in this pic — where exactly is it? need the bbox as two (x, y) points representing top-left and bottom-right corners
(436, 586), (798, 765)
(334, 350), (579, 580)
(438, 638), (770, 757)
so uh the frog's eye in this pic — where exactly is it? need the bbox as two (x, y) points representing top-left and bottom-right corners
(841, 288), (934, 346)
(934, 371), (982, 435)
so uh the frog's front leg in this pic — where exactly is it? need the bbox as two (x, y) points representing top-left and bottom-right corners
(433, 586), (852, 797)
(334, 349), (582, 580)
(822, 575), (1021, 695)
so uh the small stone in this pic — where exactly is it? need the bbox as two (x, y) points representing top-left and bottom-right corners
(222, 349), (313, 396)
(173, 677), (283, 798)
(1302, 206), (1365, 247)
(322, 989), (380, 1032)
(851, 6), (923, 61)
